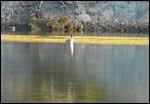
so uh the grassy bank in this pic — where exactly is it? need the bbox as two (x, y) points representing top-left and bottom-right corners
(1, 34), (149, 45)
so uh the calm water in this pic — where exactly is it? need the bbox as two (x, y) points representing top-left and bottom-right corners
(1, 42), (149, 103)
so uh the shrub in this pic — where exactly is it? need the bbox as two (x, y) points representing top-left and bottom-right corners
(28, 16), (84, 32)
(77, 24), (84, 32)
(72, 21), (78, 30)
(59, 16), (70, 25)
(50, 19), (60, 31)
(28, 17), (38, 24)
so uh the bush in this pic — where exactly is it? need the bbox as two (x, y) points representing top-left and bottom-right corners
(59, 16), (70, 25)
(51, 22), (61, 31)
(72, 21), (78, 30)
(77, 24), (84, 32)
(28, 16), (84, 32)
(28, 17), (38, 24)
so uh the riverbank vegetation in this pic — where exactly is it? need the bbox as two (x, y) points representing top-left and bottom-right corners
(28, 16), (83, 32)
(1, 35), (149, 45)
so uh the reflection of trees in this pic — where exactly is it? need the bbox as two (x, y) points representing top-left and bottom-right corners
(85, 81), (106, 103)
(2, 43), (108, 103)
(6, 43), (148, 103)
(20, 70), (106, 103)
(16, 43), (107, 103)
(2, 42), (149, 103)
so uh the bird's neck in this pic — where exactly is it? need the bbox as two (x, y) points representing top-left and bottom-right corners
(71, 33), (73, 38)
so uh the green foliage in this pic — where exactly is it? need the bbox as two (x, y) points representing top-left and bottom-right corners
(28, 17), (38, 24)
(28, 16), (83, 32)
(66, 23), (74, 31)
(71, 21), (78, 30)
(51, 20), (61, 31)
(43, 19), (52, 26)
(28, 23), (41, 31)
(59, 16), (70, 24)
(77, 24), (84, 32)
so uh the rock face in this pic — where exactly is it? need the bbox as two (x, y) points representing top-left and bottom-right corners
(1, 1), (149, 31)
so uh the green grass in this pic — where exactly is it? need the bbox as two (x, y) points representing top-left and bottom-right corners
(1, 34), (149, 45)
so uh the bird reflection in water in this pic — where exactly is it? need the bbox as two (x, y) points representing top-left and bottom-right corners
(65, 33), (74, 59)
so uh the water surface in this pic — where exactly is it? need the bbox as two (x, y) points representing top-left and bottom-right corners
(1, 42), (149, 103)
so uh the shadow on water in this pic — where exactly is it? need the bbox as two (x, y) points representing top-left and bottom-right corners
(1, 30), (149, 37)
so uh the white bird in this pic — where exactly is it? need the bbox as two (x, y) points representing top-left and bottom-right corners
(65, 33), (74, 45)
(65, 33), (74, 58)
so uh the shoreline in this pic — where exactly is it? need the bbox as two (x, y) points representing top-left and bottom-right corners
(1, 21), (149, 33)
(1, 35), (149, 45)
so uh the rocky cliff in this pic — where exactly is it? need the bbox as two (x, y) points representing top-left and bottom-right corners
(1, 1), (149, 32)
